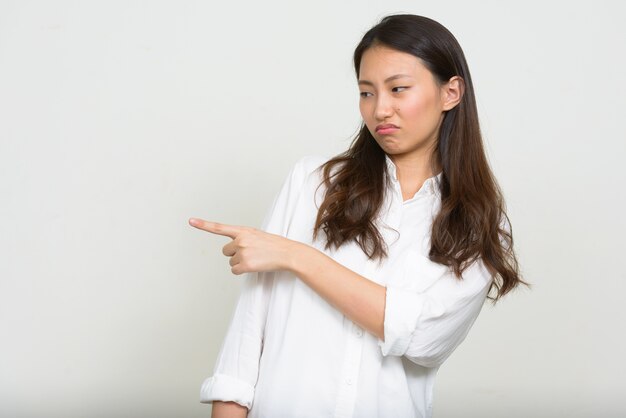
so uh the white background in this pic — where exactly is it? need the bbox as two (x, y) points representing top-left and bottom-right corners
(1, 1), (625, 417)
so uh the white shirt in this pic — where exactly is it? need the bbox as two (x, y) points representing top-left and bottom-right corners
(200, 154), (493, 418)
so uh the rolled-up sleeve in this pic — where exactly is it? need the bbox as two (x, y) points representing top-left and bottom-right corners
(199, 269), (274, 408)
(378, 256), (493, 368)
(200, 158), (309, 407)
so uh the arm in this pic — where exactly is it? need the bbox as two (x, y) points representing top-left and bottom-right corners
(287, 243), (491, 368)
(288, 242), (386, 340)
(192, 230), (387, 341)
(194, 226), (490, 369)
(196, 157), (311, 408)
(199, 271), (272, 407)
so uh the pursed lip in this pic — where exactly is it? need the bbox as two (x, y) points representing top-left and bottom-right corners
(376, 123), (399, 132)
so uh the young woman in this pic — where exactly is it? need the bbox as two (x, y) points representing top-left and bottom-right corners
(190, 14), (526, 418)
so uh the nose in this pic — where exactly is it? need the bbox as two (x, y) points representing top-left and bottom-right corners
(374, 93), (394, 121)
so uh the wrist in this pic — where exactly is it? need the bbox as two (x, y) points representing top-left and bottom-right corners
(285, 240), (316, 275)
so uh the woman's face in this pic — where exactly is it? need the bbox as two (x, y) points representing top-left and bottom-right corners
(358, 45), (453, 161)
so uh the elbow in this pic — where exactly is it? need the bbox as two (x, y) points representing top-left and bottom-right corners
(402, 336), (461, 368)
(403, 347), (450, 368)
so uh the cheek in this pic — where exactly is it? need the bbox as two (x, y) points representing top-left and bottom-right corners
(403, 96), (428, 117)
(402, 93), (441, 125)
(359, 101), (374, 125)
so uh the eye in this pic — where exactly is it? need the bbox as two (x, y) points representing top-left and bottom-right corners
(392, 86), (409, 93)
(359, 91), (373, 98)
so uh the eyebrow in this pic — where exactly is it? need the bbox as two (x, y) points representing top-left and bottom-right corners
(358, 74), (413, 86)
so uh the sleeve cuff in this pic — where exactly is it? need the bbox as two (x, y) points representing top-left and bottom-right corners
(378, 286), (425, 357)
(200, 373), (255, 409)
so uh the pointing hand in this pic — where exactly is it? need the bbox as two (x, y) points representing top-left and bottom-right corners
(189, 218), (298, 275)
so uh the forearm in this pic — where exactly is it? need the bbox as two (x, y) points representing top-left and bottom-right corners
(211, 401), (248, 418)
(191, 218), (386, 340)
(288, 242), (386, 340)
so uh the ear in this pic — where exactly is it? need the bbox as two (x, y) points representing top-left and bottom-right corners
(441, 76), (464, 111)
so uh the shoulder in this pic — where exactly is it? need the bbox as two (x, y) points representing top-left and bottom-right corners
(287, 155), (332, 185)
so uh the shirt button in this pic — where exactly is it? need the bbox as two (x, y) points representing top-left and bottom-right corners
(346, 378), (353, 385)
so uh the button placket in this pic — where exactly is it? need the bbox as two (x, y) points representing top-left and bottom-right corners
(332, 259), (376, 418)
(333, 327), (363, 418)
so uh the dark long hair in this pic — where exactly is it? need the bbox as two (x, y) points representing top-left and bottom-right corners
(312, 14), (527, 301)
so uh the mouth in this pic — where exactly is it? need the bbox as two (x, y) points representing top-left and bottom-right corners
(376, 124), (399, 134)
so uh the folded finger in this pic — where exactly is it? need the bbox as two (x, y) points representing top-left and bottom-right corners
(228, 253), (241, 267)
(222, 241), (236, 257)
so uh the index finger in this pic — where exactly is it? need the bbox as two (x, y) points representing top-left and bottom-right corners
(188, 218), (243, 239)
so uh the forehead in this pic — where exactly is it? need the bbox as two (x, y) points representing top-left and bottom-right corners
(359, 45), (429, 79)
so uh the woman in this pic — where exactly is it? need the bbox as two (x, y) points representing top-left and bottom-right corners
(190, 14), (526, 418)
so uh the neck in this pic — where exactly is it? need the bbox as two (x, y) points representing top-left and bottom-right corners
(388, 151), (440, 200)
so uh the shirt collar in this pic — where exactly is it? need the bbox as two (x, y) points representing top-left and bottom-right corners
(384, 153), (442, 197)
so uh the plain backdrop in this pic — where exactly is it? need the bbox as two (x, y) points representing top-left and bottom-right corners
(1, 1), (625, 417)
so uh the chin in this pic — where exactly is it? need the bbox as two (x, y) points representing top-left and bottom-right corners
(375, 139), (402, 154)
